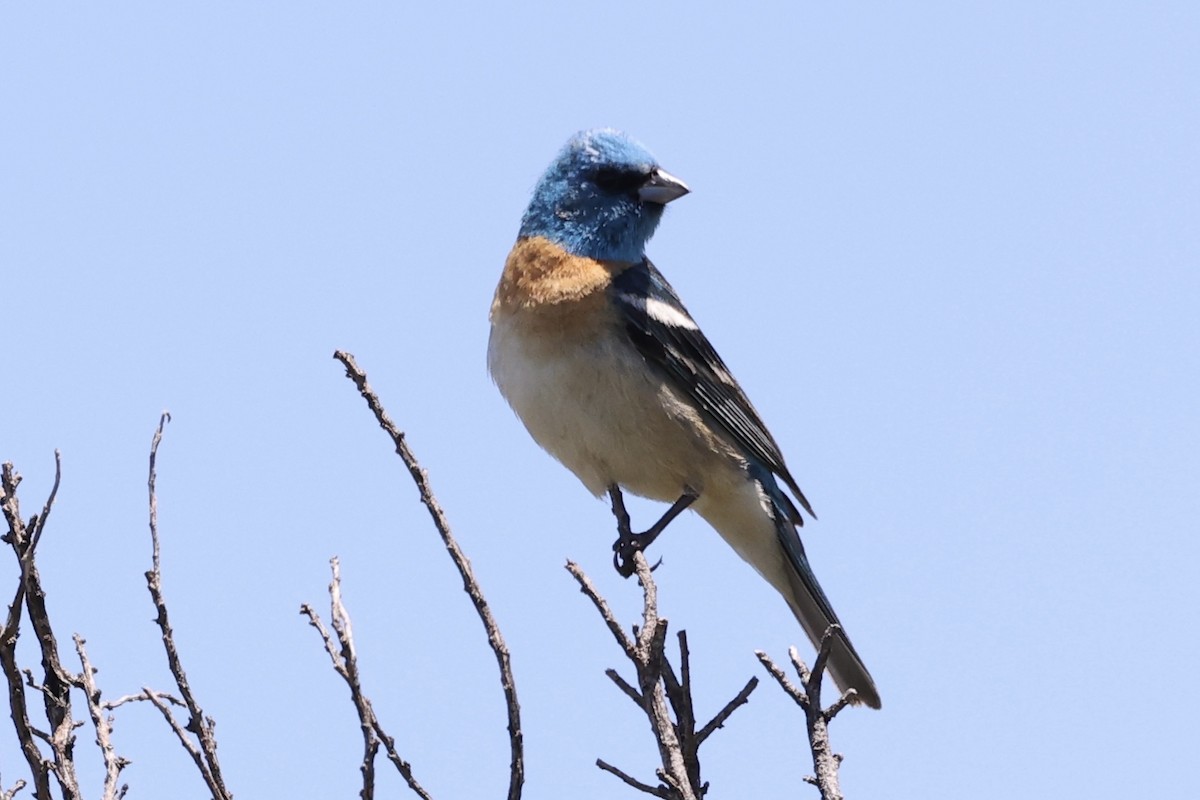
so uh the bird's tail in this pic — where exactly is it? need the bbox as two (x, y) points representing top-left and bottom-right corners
(700, 469), (881, 709)
(776, 530), (881, 709)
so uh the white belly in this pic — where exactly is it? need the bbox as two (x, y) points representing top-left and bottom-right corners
(488, 316), (740, 502)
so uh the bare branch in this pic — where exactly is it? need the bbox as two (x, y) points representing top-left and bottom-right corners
(789, 646), (814, 687)
(0, 466), (47, 796)
(596, 759), (670, 798)
(142, 412), (232, 800)
(301, 560), (432, 800)
(660, 633), (697, 788)
(0, 777), (27, 800)
(371, 720), (433, 800)
(628, 555), (695, 800)
(25, 455), (83, 800)
(0, 565), (49, 798)
(565, 561), (636, 658)
(298, 602), (343, 672)
(757, 628), (860, 800)
(23, 451), (62, 559)
(604, 668), (643, 705)
(102, 690), (185, 712)
(304, 559), (379, 800)
(73, 635), (131, 800)
(334, 350), (524, 800)
(756, 650), (805, 704)
(1, 457), (80, 800)
(570, 553), (757, 799)
(696, 676), (758, 745)
(142, 687), (217, 787)
(823, 689), (857, 723)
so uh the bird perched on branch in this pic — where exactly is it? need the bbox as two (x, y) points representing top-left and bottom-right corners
(488, 129), (880, 708)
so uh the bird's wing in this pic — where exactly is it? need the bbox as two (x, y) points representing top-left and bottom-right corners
(610, 259), (815, 520)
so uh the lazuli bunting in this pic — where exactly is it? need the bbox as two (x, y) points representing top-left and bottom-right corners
(488, 129), (880, 708)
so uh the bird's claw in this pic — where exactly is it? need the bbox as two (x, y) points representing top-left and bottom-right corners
(612, 535), (641, 577)
(612, 535), (663, 577)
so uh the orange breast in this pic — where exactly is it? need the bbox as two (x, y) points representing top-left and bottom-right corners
(491, 236), (630, 339)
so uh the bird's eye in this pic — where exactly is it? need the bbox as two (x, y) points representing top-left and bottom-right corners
(592, 166), (648, 194)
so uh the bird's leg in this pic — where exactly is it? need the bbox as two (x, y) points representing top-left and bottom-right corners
(610, 485), (699, 578)
(608, 484), (635, 539)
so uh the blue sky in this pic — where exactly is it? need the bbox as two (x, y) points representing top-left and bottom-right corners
(2, 3), (1197, 797)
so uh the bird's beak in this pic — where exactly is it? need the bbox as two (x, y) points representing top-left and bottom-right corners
(639, 168), (690, 205)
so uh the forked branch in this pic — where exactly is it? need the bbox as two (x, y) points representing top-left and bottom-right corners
(567, 555), (758, 799)
(328, 350), (524, 800)
(301, 559), (432, 800)
(757, 627), (858, 800)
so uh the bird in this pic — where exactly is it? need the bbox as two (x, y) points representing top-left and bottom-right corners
(487, 129), (880, 709)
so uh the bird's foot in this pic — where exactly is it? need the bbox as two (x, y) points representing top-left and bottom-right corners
(611, 533), (664, 577)
(607, 485), (698, 578)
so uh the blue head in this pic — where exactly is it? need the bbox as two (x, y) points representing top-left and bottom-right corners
(519, 129), (689, 263)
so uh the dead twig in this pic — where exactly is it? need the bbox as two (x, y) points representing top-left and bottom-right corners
(695, 671), (758, 745)
(101, 690), (186, 712)
(301, 559), (432, 800)
(0, 777), (27, 800)
(2, 453), (84, 800)
(4, 457), (132, 800)
(0, 461), (55, 800)
(21, 454), (83, 800)
(567, 554), (758, 799)
(333, 350), (523, 800)
(73, 635), (131, 800)
(596, 759), (670, 798)
(756, 628), (857, 800)
(142, 688), (217, 787)
(141, 412), (232, 800)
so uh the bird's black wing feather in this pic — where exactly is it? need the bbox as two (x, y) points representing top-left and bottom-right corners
(610, 259), (815, 520)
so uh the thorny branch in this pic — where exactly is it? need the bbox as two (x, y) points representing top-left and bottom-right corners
(757, 628), (858, 800)
(333, 349), (524, 800)
(567, 554), (758, 799)
(301, 559), (432, 800)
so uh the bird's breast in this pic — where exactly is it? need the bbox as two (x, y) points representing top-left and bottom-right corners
(490, 236), (622, 337)
(488, 244), (742, 501)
